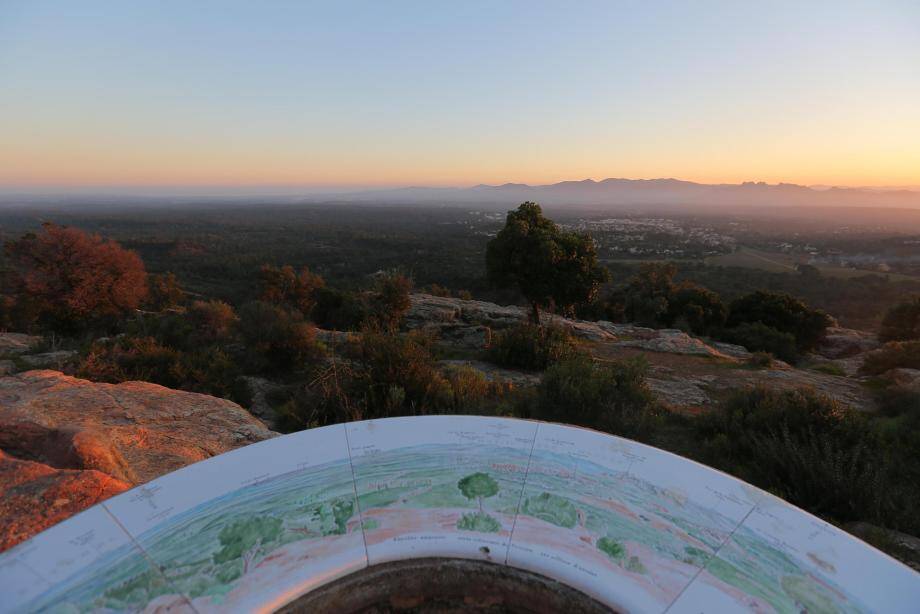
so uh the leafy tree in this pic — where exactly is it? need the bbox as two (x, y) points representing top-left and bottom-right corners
(311, 498), (355, 536)
(457, 472), (499, 513)
(486, 202), (609, 323)
(3, 223), (148, 330)
(212, 516), (283, 574)
(665, 282), (727, 335)
(726, 290), (832, 352)
(258, 264), (325, 316)
(879, 296), (920, 342)
(622, 263), (676, 326)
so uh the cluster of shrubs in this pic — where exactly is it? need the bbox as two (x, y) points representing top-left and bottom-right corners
(579, 263), (832, 363)
(694, 386), (920, 535)
(274, 330), (511, 431)
(486, 322), (579, 370)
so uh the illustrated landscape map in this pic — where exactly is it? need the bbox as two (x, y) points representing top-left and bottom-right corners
(1, 416), (917, 613)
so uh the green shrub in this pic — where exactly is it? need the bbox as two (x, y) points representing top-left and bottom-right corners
(665, 282), (727, 335)
(747, 351), (774, 368)
(441, 365), (507, 413)
(860, 341), (920, 375)
(695, 387), (904, 527)
(726, 290), (832, 352)
(522, 492), (578, 528)
(597, 537), (626, 561)
(721, 321), (799, 364)
(534, 356), (658, 437)
(78, 337), (183, 387)
(367, 270), (413, 331)
(311, 287), (369, 331)
(238, 301), (325, 373)
(347, 330), (452, 418)
(486, 323), (579, 371)
(811, 362), (846, 376)
(456, 512), (501, 533)
(76, 336), (245, 401)
(879, 296), (920, 342)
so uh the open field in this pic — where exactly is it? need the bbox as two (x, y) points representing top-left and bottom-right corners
(706, 247), (919, 281)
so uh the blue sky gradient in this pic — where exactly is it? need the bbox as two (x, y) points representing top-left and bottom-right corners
(1, 1), (918, 188)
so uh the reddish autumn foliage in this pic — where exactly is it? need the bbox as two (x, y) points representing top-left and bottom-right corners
(258, 264), (325, 316)
(4, 223), (148, 327)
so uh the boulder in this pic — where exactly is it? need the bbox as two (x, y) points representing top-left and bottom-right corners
(0, 370), (276, 485)
(0, 450), (130, 552)
(407, 294), (524, 329)
(817, 327), (880, 359)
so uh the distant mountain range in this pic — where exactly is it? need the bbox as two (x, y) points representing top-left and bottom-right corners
(340, 178), (920, 209)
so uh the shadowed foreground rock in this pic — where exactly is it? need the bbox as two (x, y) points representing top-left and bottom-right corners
(0, 370), (276, 551)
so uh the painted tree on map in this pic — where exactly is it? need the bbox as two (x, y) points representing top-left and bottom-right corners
(212, 516), (283, 574)
(458, 472), (499, 513)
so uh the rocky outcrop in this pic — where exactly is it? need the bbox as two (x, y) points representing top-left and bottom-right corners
(0, 333), (41, 355)
(0, 370), (277, 550)
(817, 327), (880, 359)
(407, 294), (747, 359)
(439, 360), (541, 388)
(0, 370), (276, 484)
(0, 450), (130, 552)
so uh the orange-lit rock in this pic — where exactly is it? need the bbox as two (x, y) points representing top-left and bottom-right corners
(0, 450), (130, 552)
(0, 370), (276, 551)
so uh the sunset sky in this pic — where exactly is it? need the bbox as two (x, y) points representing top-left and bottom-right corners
(1, 1), (918, 190)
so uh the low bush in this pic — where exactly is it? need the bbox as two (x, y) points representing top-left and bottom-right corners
(533, 356), (659, 437)
(238, 301), (325, 373)
(311, 287), (369, 331)
(76, 336), (245, 401)
(456, 512), (501, 533)
(347, 330), (451, 417)
(694, 387), (910, 528)
(860, 341), (920, 375)
(720, 321), (799, 364)
(879, 296), (920, 342)
(486, 323), (579, 371)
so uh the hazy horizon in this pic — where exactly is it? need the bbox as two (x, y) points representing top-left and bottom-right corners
(2, 1), (918, 190)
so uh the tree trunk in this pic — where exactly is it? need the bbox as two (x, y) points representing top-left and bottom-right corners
(478, 496), (483, 514)
(530, 302), (540, 325)
(242, 543), (259, 574)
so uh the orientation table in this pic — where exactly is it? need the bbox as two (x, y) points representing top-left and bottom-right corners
(1, 415), (918, 613)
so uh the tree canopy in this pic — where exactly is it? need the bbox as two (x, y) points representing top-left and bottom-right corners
(727, 290), (832, 352)
(879, 296), (920, 342)
(3, 223), (148, 330)
(486, 202), (609, 322)
(457, 472), (499, 513)
(212, 516), (283, 574)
